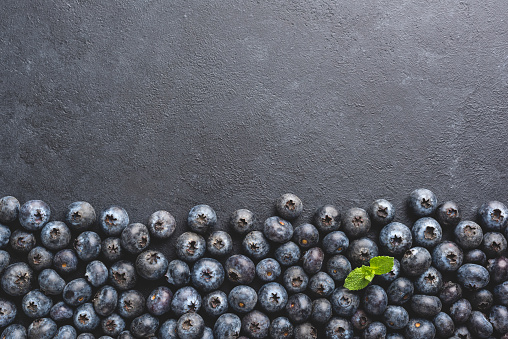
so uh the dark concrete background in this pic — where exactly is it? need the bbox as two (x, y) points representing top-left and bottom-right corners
(1, 0), (508, 334)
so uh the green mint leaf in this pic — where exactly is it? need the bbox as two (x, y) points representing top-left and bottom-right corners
(370, 256), (394, 275)
(361, 265), (375, 281)
(344, 266), (372, 291)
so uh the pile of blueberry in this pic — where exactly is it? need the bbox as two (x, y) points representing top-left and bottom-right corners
(1, 190), (508, 339)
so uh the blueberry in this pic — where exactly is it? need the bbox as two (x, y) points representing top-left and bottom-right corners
(494, 281), (508, 306)
(487, 256), (508, 283)
(22, 289), (52, 318)
(74, 231), (101, 261)
(274, 241), (301, 266)
(308, 272), (335, 297)
(10, 229), (36, 252)
(351, 309), (372, 331)
(102, 237), (123, 262)
(436, 200), (461, 227)
(77, 334), (97, 339)
(175, 232), (206, 262)
(469, 289), (493, 312)
(92, 285), (118, 317)
(38, 269), (67, 296)
(241, 310), (270, 338)
(311, 298), (332, 324)
(1, 324), (26, 339)
(19, 199), (51, 231)
(387, 277), (413, 305)
(408, 188), (437, 217)
(269, 317), (294, 339)
(362, 285), (388, 316)
(326, 254), (351, 283)
(383, 305), (409, 330)
(450, 298), (472, 324)
(0, 298), (16, 327)
(454, 220), (483, 249)
(146, 286), (172, 316)
(228, 285), (257, 313)
(171, 286), (202, 316)
(281, 266), (307, 294)
(165, 259), (190, 287)
(147, 210), (176, 239)
(177, 313), (204, 338)
(109, 260), (137, 290)
(41, 221), (71, 250)
(377, 258), (400, 285)
(0, 224), (11, 249)
(242, 231), (270, 259)
(214, 313), (241, 339)
(224, 254), (255, 284)
(187, 204), (217, 234)
(53, 249), (79, 275)
(468, 310), (493, 338)
(386, 333), (404, 339)
(433, 312), (455, 338)
(54, 325), (77, 339)
(286, 293), (312, 324)
(453, 325), (472, 338)
(363, 321), (387, 339)
(0, 196), (20, 224)
(330, 287), (360, 317)
(131, 313), (160, 338)
(28, 246), (53, 271)
(121, 223), (150, 254)
(410, 294), (442, 318)
(489, 305), (508, 334)
(102, 314), (126, 337)
(66, 201), (96, 231)
(457, 263), (490, 290)
(207, 230), (233, 257)
(264, 216), (294, 243)
(229, 209), (256, 235)
(478, 200), (508, 232)
(202, 327), (213, 339)
(100, 205), (129, 236)
(432, 241), (463, 271)
(85, 260), (108, 287)
(368, 199), (395, 227)
(118, 290), (145, 319)
(203, 290), (228, 317)
(302, 247), (324, 274)
(275, 193), (303, 220)
(293, 323), (318, 339)
(464, 248), (487, 265)
(438, 285), (463, 311)
(258, 282), (288, 313)
(414, 266), (442, 295)
(1, 262), (33, 296)
(341, 207), (371, 239)
(135, 250), (168, 280)
(159, 319), (178, 339)
(314, 204), (341, 234)
(27, 318), (57, 339)
(412, 217), (442, 248)
(50, 301), (73, 321)
(322, 231), (349, 255)
(404, 318), (436, 339)
(73, 303), (100, 332)
(378, 222), (412, 256)
(293, 223), (319, 248)
(482, 231), (507, 257)
(346, 237), (378, 268)
(191, 257), (224, 292)
(256, 258), (281, 282)
(0, 249), (9, 275)
(63, 278), (92, 307)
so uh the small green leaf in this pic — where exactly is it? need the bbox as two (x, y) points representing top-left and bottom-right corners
(344, 267), (371, 291)
(361, 266), (375, 281)
(370, 256), (394, 275)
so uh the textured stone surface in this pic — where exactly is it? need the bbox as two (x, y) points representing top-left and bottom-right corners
(1, 0), (508, 234)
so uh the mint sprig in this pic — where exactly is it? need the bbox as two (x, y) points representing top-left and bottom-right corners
(344, 256), (394, 291)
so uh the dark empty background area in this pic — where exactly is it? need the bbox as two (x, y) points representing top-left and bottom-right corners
(1, 0), (508, 245)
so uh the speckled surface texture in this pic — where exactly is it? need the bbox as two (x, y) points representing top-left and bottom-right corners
(1, 0), (508, 332)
